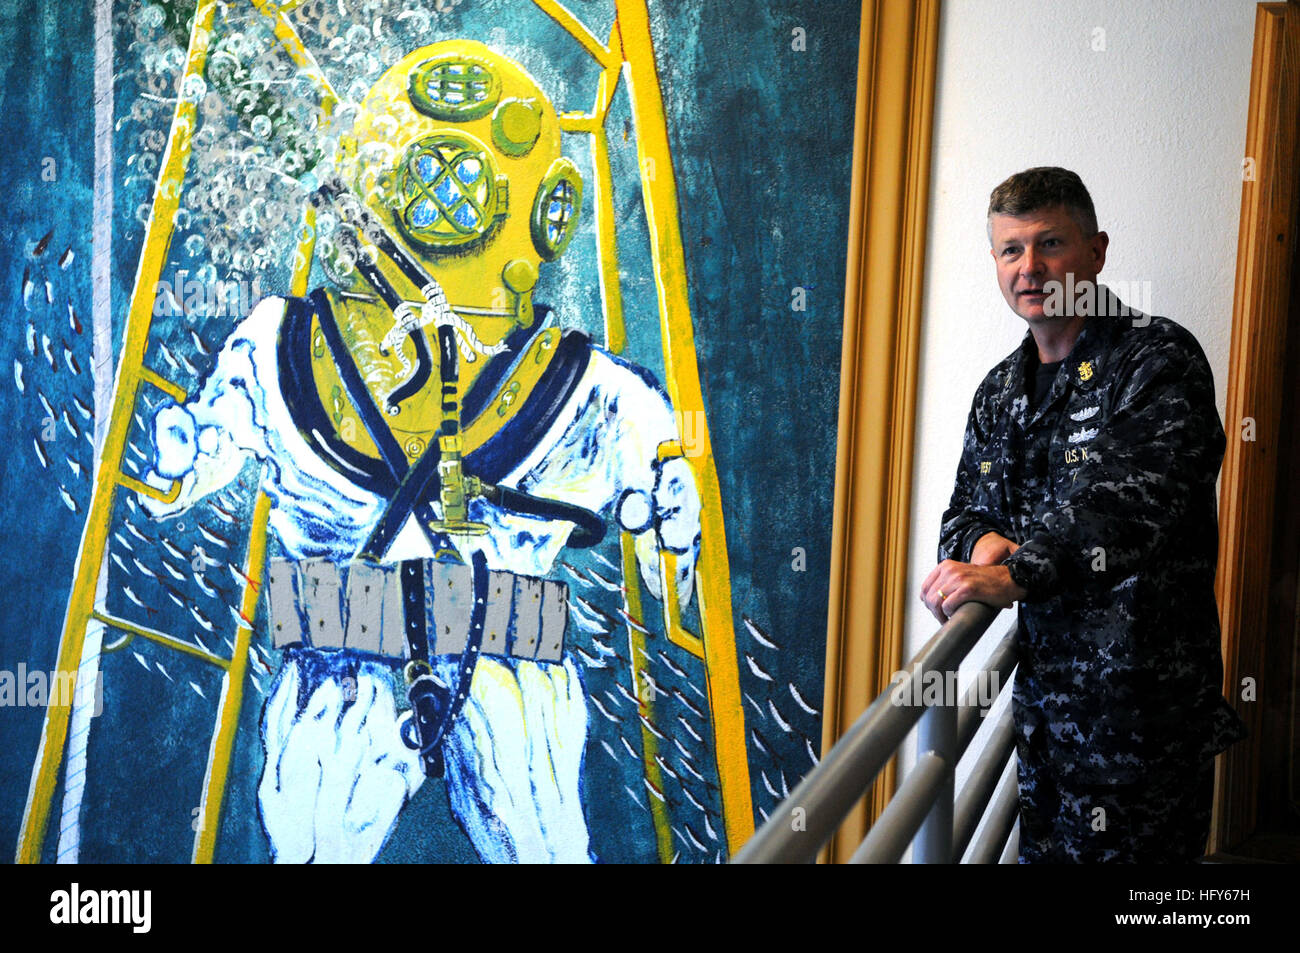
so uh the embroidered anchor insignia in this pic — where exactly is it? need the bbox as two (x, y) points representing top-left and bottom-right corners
(1078, 360), (1094, 382)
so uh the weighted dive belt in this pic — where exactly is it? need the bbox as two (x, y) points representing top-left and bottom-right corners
(263, 555), (570, 775)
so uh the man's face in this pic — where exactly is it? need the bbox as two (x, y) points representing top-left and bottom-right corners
(988, 205), (1108, 324)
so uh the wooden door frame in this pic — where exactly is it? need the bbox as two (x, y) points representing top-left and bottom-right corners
(820, 0), (941, 863)
(1213, 0), (1300, 853)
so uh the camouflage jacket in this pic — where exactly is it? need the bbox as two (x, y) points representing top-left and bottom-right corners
(938, 297), (1247, 784)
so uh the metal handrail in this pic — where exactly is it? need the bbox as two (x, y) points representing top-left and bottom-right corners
(732, 601), (1020, 864)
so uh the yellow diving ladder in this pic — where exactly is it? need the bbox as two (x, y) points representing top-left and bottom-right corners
(18, 0), (753, 864)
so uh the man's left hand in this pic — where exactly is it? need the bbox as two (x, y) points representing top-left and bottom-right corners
(920, 561), (1027, 625)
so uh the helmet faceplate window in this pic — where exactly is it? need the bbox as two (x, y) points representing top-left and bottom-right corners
(408, 55), (502, 122)
(398, 133), (504, 249)
(531, 158), (583, 260)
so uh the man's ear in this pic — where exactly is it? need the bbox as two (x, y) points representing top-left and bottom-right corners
(1091, 230), (1109, 273)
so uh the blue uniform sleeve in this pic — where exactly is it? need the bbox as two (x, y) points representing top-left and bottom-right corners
(938, 378), (1011, 563)
(1004, 326), (1225, 599)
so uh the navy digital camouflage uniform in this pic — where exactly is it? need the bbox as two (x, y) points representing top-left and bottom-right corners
(938, 288), (1247, 863)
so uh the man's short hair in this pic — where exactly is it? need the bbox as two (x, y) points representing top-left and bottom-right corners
(987, 167), (1098, 241)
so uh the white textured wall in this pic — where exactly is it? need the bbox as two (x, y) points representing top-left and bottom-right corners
(898, 0), (1260, 858)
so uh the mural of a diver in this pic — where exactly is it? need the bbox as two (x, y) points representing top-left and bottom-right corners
(142, 41), (701, 863)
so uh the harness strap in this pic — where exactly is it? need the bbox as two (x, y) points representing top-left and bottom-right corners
(359, 326), (460, 562)
(311, 288), (454, 560)
(400, 551), (489, 777)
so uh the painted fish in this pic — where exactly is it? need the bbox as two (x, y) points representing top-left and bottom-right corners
(197, 524), (228, 547)
(703, 815), (719, 842)
(744, 653), (773, 681)
(654, 754), (680, 782)
(674, 689), (704, 719)
(31, 437), (47, 469)
(13, 360), (23, 393)
(589, 695), (620, 723)
(656, 651), (687, 679)
(679, 757), (705, 783)
(559, 561), (592, 587)
(617, 607), (650, 635)
(638, 713), (665, 740)
(567, 599), (610, 634)
(680, 785), (706, 812)
(125, 521), (152, 543)
(67, 302), (81, 334)
(683, 825), (706, 851)
(744, 615), (781, 650)
(789, 682), (819, 716)
(158, 342), (180, 372)
(677, 716), (702, 743)
(768, 700), (792, 733)
(584, 566), (621, 593)
(58, 486), (78, 513)
(575, 647), (607, 669)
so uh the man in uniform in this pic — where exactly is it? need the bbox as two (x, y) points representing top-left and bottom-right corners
(919, 167), (1246, 862)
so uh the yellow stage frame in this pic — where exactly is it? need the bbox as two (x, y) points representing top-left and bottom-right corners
(17, 0), (753, 864)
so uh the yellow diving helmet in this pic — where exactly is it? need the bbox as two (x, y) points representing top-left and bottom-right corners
(305, 40), (584, 471)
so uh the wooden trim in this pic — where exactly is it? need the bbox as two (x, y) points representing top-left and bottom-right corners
(1213, 1), (1300, 853)
(821, 0), (941, 863)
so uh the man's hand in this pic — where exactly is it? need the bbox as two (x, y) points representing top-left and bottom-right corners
(970, 531), (1020, 566)
(920, 560), (1027, 625)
